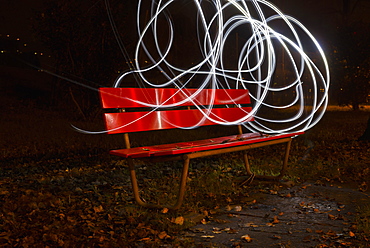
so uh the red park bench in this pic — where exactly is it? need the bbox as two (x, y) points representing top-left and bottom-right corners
(99, 87), (303, 209)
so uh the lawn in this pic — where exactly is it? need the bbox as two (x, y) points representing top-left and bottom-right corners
(0, 95), (369, 247)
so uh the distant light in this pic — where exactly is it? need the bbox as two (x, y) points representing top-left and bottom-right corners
(6, 34), (10, 37)
(34, 52), (37, 55)
(24, 43), (27, 47)
(40, 53), (43, 56)
(16, 38), (20, 41)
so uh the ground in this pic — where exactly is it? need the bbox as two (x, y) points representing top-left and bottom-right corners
(0, 67), (369, 247)
(181, 181), (370, 247)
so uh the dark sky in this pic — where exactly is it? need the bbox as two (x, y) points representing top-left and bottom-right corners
(0, 0), (45, 55)
(1, 0), (44, 40)
(1, 0), (370, 55)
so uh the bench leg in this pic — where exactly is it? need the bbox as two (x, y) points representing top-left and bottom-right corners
(243, 153), (253, 175)
(242, 139), (292, 181)
(127, 156), (190, 210)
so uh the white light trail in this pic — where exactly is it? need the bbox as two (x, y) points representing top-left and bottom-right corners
(79, 0), (330, 135)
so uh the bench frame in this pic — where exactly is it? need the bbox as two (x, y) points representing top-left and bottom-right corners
(99, 88), (303, 210)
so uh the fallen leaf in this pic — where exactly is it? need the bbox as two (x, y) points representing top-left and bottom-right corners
(326, 230), (337, 237)
(241, 234), (252, 242)
(272, 216), (280, 224)
(201, 218), (208, 225)
(158, 231), (169, 239)
(234, 205), (242, 211)
(93, 205), (104, 213)
(328, 214), (337, 220)
(161, 208), (169, 214)
(271, 234), (281, 239)
(190, 228), (205, 233)
(137, 237), (151, 242)
(172, 216), (184, 225)
(227, 228), (238, 234)
(239, 222), (259, 228)
(232, 241), (243, 247)
(349, 231), (355, 237)
(317, 244), (329, 248)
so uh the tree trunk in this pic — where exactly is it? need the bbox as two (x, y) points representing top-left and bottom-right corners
(358, 115), (370, 141)
(352, 102), (360, 111)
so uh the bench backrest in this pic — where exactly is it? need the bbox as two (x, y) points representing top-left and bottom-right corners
(99, 88), (253, 134)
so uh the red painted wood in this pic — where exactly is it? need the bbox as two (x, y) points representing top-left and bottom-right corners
(154, 132), (304, 156)
(109, 132), (304, 158)
(100, 88), (251, 108)
(104, 107), (253, 134)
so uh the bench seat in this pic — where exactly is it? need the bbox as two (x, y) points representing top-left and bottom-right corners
(110, 132), (303, 158)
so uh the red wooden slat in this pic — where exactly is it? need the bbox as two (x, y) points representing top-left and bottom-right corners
(109, 133), (262, 158)
(153, 132), (304, 156)
(104, 107), (253, 134)
(109, 132), (304, 158)
(99, 88), (251, 108)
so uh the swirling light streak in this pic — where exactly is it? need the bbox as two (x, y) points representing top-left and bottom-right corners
(76, 0), (329, 135)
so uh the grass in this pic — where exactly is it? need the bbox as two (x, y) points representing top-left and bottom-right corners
(357, 205), (370, 234)
(1, 96), (370, 246)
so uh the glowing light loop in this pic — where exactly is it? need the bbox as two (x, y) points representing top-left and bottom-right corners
(81, 0), (330, 135)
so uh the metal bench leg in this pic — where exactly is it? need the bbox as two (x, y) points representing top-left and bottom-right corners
(243, 152), (253, 176)
(127, 156), (190, 210)
(241, 139), (293, 181)
(172, 156), (190, 210)
(279, 139), (292, 179)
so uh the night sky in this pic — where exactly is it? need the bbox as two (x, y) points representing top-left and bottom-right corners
(1, 1), (367, 35)
(1, 0), (44, 47)
(1, 0), (370, 70)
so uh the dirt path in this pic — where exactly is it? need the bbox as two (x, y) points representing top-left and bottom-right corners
(180, 181), (370, 247)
